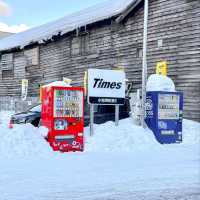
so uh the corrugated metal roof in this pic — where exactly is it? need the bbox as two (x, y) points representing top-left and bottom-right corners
(0, 0), (137, 52)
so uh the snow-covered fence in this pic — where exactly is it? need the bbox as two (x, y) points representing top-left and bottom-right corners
(0, 96), (39, 112)
(0, 96), (15, 111)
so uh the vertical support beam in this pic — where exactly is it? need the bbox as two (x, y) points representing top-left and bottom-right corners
(115, 105), (119, 126)
(141, 0), (149, 128)
(90, 104), (94, 136)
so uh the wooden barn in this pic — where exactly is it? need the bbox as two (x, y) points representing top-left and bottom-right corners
(0, 0), (199, 121)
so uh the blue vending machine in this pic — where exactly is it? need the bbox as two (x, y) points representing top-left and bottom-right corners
(145, 91), (183, 144)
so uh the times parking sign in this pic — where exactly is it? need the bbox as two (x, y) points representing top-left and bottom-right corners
(87, 69), (126, 105)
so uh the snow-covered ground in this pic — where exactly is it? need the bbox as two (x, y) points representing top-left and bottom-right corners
(0, 111), (200, 200)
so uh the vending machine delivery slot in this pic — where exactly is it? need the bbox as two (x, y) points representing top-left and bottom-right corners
(41, 85), (84, 152)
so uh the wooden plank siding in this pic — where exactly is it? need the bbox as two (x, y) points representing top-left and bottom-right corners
(0, 0), (199, 121)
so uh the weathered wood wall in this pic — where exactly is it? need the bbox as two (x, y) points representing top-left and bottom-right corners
(0, 0), (199, 121)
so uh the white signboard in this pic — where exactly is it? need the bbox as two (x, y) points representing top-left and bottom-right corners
(88, 69), (126, 105)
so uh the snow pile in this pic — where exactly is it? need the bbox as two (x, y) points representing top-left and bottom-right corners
(0, 111), (14, 125)
(0, 111), (53, 158)
(85, 118), (162, 152)
(147, 74), (176, 92)
(85, 118), (200, 152)
(0, 111), (199, 157)
(182, 119), (200, 145)
(42, 81), (71, 88)
(0, 0), (137, 51)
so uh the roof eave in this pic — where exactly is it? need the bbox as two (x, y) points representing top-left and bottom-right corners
(0, 0), (142, 53)
(115, 0), (143, 23)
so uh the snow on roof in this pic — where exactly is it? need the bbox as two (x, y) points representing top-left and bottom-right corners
(42, 81), (71, 88)
(0, 0), (137, 52)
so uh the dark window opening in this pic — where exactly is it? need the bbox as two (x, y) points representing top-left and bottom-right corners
(71, 35), (89, 56)
(136, 48), (143, 58)
(2, 70), (14, 79)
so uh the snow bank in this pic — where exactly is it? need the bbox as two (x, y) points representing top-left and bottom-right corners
(0, 112), (56, 158)
(0, 111), (14, 125)
(85, 118), (161, 152)
(182, 119), (200, 145)
(85, 118), (200, 152)
(42, 81), (71, 87)
(0, 124), (52, 158)
(147, 74), (176, 92)
(0, 111), (199, 157)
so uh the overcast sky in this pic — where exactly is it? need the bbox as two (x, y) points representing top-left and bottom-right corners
(0, 0), (106, 33)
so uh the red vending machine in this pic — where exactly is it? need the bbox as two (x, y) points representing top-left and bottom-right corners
(41, 85), (84, 152)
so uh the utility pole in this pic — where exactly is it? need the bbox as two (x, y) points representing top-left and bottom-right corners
(90, 104), (94, 136)
(115, 105), (119, 126)
(141, 0), (149, 128)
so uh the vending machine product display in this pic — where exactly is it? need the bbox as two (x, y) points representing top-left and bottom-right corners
(41, 85), (84, 152)
(145, 91), (183, 144)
